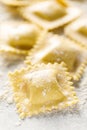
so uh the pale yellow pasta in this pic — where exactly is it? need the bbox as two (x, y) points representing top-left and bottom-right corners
(9, 63), (78, 118)
(26, 33), (87, 81)
(65, 18), (87, 48)
(20, 0), (81, 30)
(0, 20), (42, 55)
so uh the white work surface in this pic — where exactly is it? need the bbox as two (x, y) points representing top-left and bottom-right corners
(0, 1), (87, 130)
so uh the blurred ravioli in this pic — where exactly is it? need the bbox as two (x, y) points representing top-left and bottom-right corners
(19, 0), (81, 30)
(65, 18), (87, 48)
(0, 20), (42, 55)
(25, 33), (87, 81)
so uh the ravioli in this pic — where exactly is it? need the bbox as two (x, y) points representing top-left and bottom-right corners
(26, 33), (87, 81)
(0, 20), (41, 55)
(9, 63), (78, 118)
(20, 0), (81, 30)
(29, 2), (67, 21)
(65, 18), (87, 48)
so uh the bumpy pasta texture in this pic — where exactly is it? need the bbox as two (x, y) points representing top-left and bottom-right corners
(9, 63), (78, 118)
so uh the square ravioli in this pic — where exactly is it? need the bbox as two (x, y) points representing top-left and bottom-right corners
(65, 18), (87, 48)
(0, 20), (42, 55)
(9, 63), (78, 118)
(26, 33), (87, 81)
(19, 0), (81, 30)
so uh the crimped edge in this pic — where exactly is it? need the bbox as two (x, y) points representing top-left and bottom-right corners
(25, 30), (48, 65)
(8, 62), (78, 119)
(61, 36), (87, 81)
(72, 59), (87, 81)
(62, 37), (87, 81)
(25, 34), (87, 82)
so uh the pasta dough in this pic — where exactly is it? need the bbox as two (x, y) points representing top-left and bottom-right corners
(26, 33), (87, 81)
(0, 20), (41, 55)
(20, 0), (81, 30)
(9, 63), (78, 118)
(65, 18), (87, 48)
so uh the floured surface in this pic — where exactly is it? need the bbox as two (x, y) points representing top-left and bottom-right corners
(0, 0), (87, 130)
